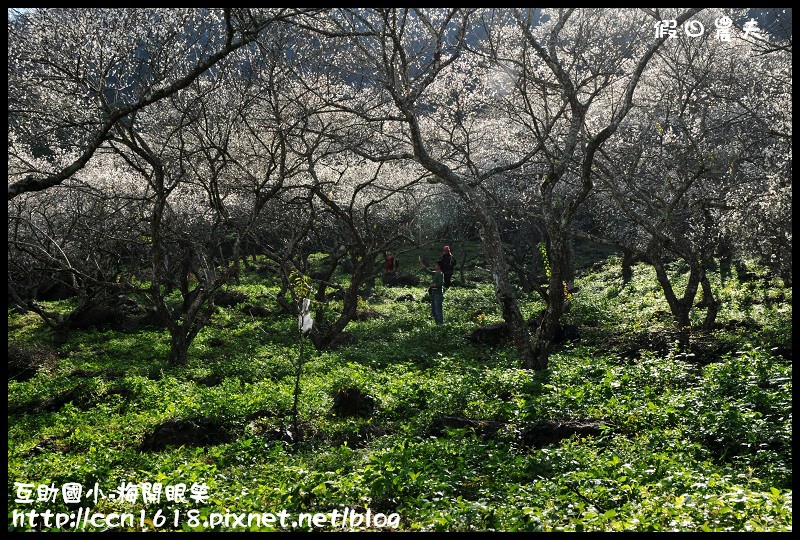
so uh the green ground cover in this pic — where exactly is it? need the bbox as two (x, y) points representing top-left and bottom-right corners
(7, 255), (792, 532)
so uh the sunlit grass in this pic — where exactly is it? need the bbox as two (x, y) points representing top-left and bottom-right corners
(7, 255), (792, 531)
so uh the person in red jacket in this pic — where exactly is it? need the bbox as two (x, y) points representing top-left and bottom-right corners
(385, 252), (397, 273)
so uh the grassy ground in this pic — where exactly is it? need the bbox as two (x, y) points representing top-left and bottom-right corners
(7, 255), (792, 532)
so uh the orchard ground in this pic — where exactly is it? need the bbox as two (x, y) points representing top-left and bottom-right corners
(8, 252), (792, 532)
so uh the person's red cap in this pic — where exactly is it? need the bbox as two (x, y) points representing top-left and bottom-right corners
(443, 246), (451, 252)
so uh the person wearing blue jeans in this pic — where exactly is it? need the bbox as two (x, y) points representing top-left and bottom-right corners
(420, 259), (444, 324)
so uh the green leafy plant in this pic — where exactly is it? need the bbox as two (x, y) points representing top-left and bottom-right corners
(7, 254), (792, 531)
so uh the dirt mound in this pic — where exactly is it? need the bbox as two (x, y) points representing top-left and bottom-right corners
(8, 343), (60, 381)
(332, 386), (376, 418)
(140, 417), (235, 451)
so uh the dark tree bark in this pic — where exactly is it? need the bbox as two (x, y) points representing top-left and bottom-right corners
(652, 259), (702, 349)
